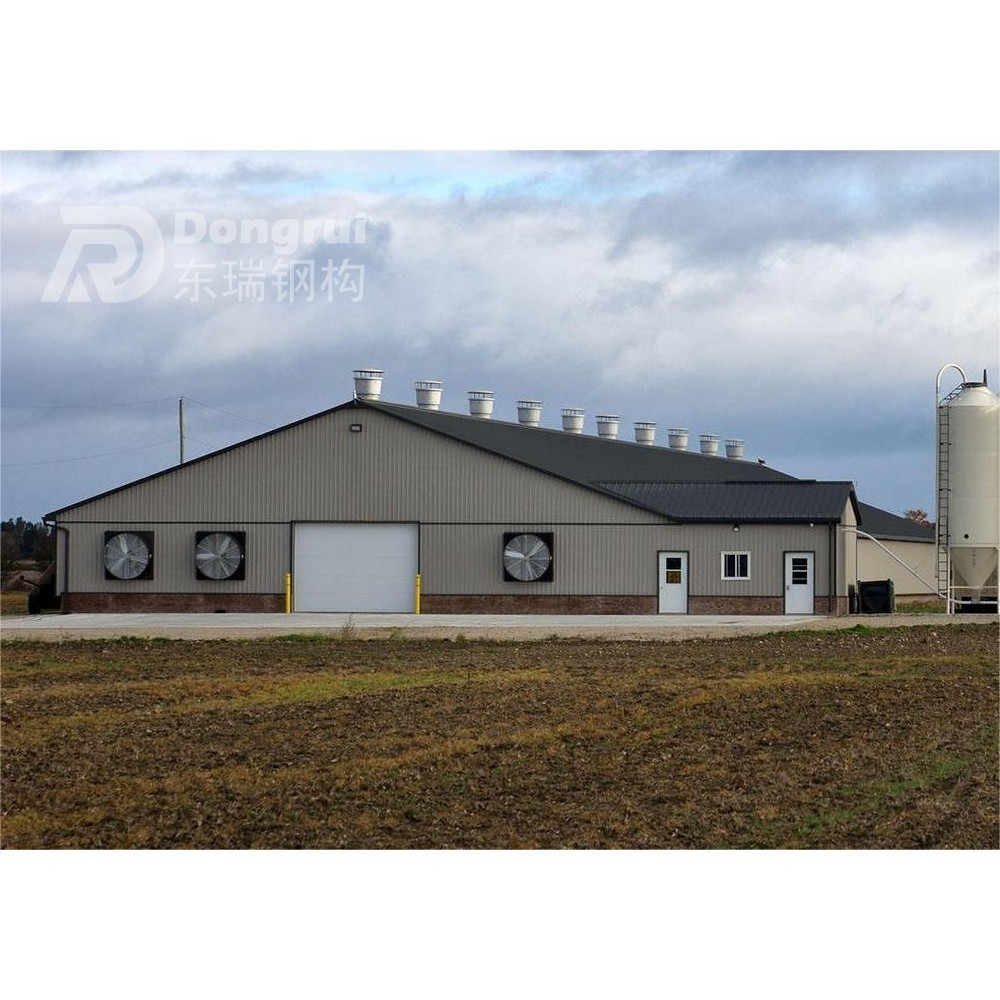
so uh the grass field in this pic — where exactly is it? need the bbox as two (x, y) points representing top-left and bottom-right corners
(0, 593), (28, 616)
(1, 623), (996, 849)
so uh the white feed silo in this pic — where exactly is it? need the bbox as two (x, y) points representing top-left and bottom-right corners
(936, 364), (1000, 613)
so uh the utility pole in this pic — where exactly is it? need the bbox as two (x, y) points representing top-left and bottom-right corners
(179, 396), (186, 465)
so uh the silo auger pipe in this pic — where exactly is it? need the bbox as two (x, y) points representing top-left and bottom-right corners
(845, 527), (947, 600)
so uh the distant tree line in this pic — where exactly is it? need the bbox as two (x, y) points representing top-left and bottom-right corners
(1, 518), (55, 568)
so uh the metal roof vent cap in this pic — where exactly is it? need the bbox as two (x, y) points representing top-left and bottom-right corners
(595, 414), (620, 440)
(634, 421), (657, 445)
(667, 427), (689, 451)
(516, 399), (543, 426)
(700, 433), (720, 456)
(561, 407), (585, 433)
(594, 413), (621, 441)
(725, 438), (745, 460)
(414, 380), (443, 409)
(468, 390), (495, 419)
(353, 369), (384, 401)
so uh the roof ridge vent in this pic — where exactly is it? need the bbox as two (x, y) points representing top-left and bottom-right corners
(414, 380), (443, 409)
(667, 427), (689, 451)
(516, 399), (543, 427)
(561, 407), (585, 433)
(634, 421), (656, 445)
(468, 390), (495, 419)
(700, 433), (720, 456)
(595, 414), (620, 440)
(725, 438), (745, 460)
(353, 368), (384, 401)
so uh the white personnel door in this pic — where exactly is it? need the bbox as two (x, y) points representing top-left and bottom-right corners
(658, 551), (688, 613)
(784, 552), (815, 614)
(293, 523), (418, 612)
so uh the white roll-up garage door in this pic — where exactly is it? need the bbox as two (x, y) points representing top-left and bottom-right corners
(293, 523), (418, 612)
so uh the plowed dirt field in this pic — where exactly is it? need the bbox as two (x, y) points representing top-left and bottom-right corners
(2, 623), (996, 848)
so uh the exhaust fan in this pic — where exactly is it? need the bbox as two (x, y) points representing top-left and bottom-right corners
(196, 531), (246, 580)
(104, 531), (154, 580)
(502, 532), (554, 582)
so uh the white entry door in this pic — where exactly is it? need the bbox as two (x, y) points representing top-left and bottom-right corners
(658, 551), (688, 613)
(784, 552), (814, 614)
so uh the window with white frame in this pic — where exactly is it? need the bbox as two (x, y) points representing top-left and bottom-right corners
(721, 551), (750, 580)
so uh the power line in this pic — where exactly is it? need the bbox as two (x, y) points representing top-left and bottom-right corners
(184, 396), (273, 429)
(1, 396), (177, 411)
(1, 439), (176, 468)
(2, 394), (274, 429)
(2, 394), (274, 468)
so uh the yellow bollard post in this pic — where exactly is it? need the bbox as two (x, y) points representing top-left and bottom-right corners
(415, 573), (422, 615)
(284, 572), (292, 613)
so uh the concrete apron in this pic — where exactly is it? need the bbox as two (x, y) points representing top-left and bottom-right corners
(1, 612), (993, 642)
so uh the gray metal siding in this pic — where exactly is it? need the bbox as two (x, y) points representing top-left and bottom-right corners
(421, 523), (668, 595)
(679, 523), (830, 597)
(64, 522), (289, 594)
(421, 522), (833, 597)
(55, 408), (663, 525)
(57, 409), (662, 593)
(53, 407), (847, 600)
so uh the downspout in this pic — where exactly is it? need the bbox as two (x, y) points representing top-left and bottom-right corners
(49, 521), (70, 610)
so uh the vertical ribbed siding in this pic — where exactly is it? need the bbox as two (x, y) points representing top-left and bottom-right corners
(679, 523), (830, 597)
(421, 522), (832, 597)
(421, 523), (673, 595)
(57, 408), (663, 593)
(54, 406), (846, 601)
(856, 539), (937, 594)
(57, 408), (664, 525)
(65, 523), (290, 594)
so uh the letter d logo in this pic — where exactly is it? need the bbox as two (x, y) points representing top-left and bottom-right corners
(42, 206), (164, 303)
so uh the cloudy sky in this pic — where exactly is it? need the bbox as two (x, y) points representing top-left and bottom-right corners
(2, 149), (997, 522)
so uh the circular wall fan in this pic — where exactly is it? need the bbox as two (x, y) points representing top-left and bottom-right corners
(502, 532), (554, 582)
(195, 531), (246, 581)
(104, 531), (153, 580)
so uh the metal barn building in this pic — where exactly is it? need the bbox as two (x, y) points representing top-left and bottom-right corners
(44, 375), (933, 615)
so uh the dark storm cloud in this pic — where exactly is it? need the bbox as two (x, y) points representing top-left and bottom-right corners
(2, 151), (996, 521)
(611, 150), (998, 260)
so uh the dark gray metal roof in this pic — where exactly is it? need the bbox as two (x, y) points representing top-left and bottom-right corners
(42, 393), (892, 532)
(367, 401), (863, 524)
(593, 480), (859, 523)
(856, 502), (935, 542)
(366, 400), (797, 487)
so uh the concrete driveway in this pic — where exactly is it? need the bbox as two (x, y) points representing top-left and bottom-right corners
(1, 611), (989, 641)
